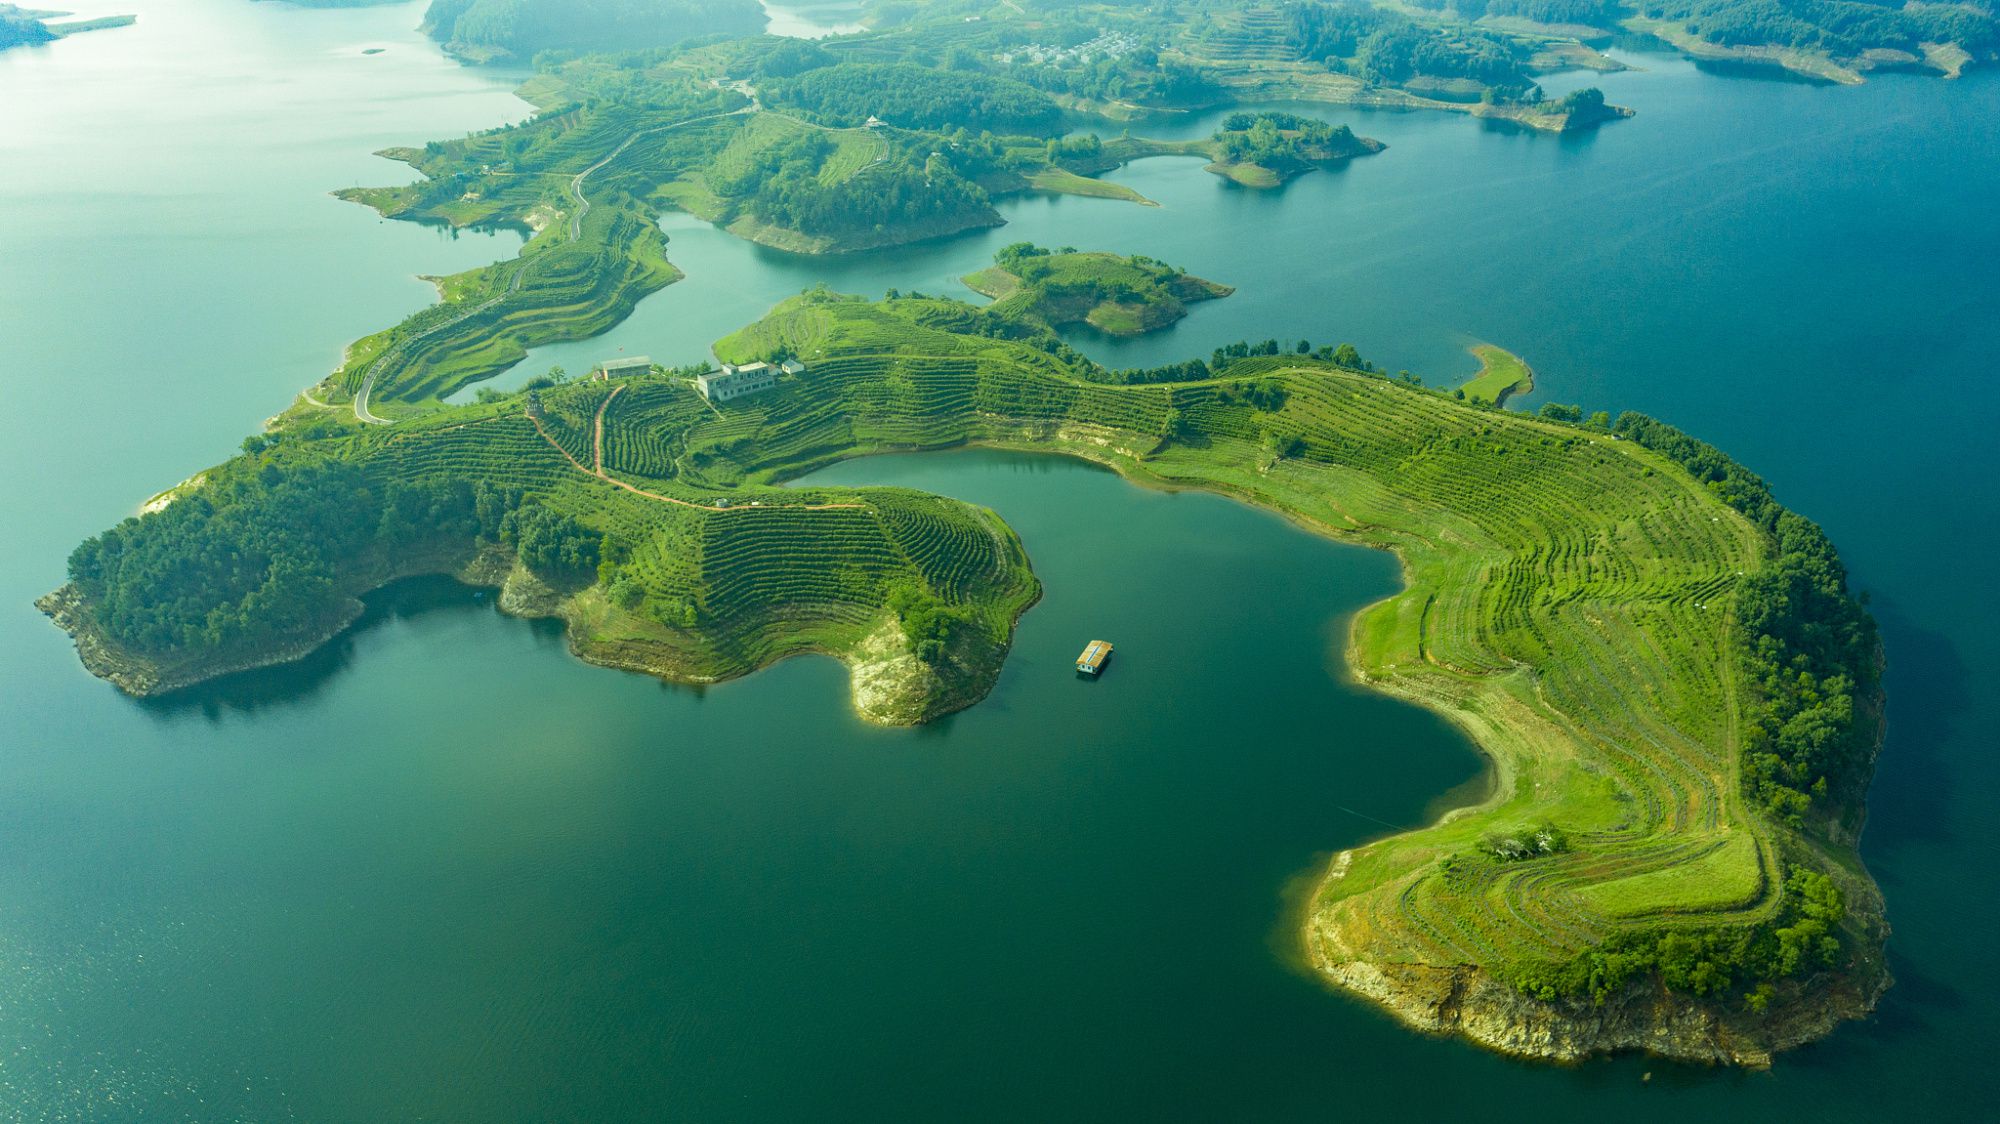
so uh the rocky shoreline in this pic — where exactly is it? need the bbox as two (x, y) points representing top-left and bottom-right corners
(1316, 953), (1887, 1067)
(37, 582), (369, 698)
(39, 545), (1020, 728)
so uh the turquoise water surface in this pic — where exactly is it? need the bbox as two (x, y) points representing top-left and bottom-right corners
(2, 2), (1997, 1118)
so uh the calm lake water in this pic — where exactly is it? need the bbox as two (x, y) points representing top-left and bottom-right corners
(3, 1), (1997, 1119)
(759, 1), (867, 40)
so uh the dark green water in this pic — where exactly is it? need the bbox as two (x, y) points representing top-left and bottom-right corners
(3, 2), (1997, 1119)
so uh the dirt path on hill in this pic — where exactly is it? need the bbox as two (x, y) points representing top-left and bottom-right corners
(567, 106), (753, 241)
(528, 385), (866, 514)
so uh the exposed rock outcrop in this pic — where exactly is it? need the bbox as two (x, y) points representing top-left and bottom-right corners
(1318, 952), (1887, 1067)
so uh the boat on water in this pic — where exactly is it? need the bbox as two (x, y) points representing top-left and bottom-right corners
(1076, 640), (1113, 677)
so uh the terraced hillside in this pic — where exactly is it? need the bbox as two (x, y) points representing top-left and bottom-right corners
(49, 286), (1883, 1063)
(1190, 5), (1301, 63)
(315, 58), (1265, 414)
(327, 82), (746, 413)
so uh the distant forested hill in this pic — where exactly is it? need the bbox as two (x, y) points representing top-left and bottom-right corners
(1286, 1), (1533, 90)
(0, 5), (58, 49)
(421, 0), (765, 62)
(761, 61), (1067, 135)
(1279, 0), (1993, 84)
(1637, 0), (1998, 60)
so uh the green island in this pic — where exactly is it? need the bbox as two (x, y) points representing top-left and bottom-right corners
(1206, 110), (1387, 187)
(963, 244), (1235, 336)
(0, 4), (134, 49)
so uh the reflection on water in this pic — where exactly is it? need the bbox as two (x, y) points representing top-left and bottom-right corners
(1853, 595), (1967, 855)
(134, 576), (507, 720)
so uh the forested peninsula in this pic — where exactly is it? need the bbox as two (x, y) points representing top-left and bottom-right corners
(1206, 111), (1386, 186)
(47, 262), (1886, 1063)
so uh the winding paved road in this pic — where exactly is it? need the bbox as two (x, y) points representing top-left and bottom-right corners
(567, 106), (753, 241)
(354, 263), (527, 424)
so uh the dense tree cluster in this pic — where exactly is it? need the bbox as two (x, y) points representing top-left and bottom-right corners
(0, 7), (57, 49)
(979, 244), (1225, 336)
(1041, 132), (1104, 169)
(1212, 337), (1375, 372)
(761, 62), (1065, 135)
(1102, 340), (1388, 393)
(1735, 514), (1878, 820)
(1285, 0), (1387, 59)
(501, 504), (602, 577)
(886, 581), (970, 665)
(1363, 22), (1525, 85)
(1557, 86), (1611, 121)
(1612, 413), (1879, 827)
(1641, 0), (1997, 57)
(753, 37), (837, 79)
(1220, 378), (1291, 412)
(61, 431), (624, 656)
(1102, 358), (1215, 386)
(1011, 49), (1220, 107)
(717, 128), (994, 238)
(758, 0), (1217, 108)
(992, 241), (1056, 274)
(1286, 0), (1530, 88)
(1514, 867), (1847, 1003)
(1214, 112), (1365, 170)
(1311, 0), (1995, 61)
(421, 0), (764, 58)
(66, 462), (523, 655)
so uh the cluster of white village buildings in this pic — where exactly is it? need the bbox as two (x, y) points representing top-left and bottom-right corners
(591, 354), (805, 404)
(993, 32), (1142, 67)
